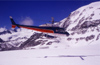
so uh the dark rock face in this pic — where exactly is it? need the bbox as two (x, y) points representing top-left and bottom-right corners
(96, 33), (100, 40)
(85, 35), (95, 41)
(20, 33), (57, 49)
(71, 20), (100, 32)
(0, 38), (4, 42)
(46, 42), (52, 45)
(0, 43), (19, 51)
(67, 38), (72, 41)
(20, 33), (43, 48)
(0, 30), (12, 35)
(81, 20), (100, 29)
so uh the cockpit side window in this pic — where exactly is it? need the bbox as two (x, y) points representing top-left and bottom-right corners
(55, 29), (65, 32)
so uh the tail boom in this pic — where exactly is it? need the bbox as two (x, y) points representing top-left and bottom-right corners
(12, 25), (16, 28)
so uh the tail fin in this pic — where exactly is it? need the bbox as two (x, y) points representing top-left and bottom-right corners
(9, 16), (17, 28)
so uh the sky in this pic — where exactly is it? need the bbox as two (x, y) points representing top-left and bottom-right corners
(0, 1), (99, 29)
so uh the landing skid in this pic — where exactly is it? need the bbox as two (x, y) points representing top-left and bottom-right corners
(37, 55), (100, 60)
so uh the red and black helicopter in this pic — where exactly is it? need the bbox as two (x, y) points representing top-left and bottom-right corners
(10, 16), (69, 36)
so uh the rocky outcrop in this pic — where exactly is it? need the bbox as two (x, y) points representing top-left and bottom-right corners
(0, 33), (58, 51)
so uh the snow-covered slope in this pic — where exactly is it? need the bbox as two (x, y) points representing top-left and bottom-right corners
(55, 1), (100, 47)
(0, 28), (35, 50)
(59, 1), (100, 30)
(0, 42), (100, 65)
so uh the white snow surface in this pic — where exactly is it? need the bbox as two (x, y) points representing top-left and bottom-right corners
(0, 42), (100, 65)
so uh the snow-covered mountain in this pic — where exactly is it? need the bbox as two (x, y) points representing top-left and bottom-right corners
(0, 1), (100, 51)
(0, 27), (61, 51)
(56, 1), (100, 46)
(0, 28), (34, 50)
(59, 1), (100, 31)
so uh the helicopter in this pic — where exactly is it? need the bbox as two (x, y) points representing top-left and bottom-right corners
(10, 16), (69, 36)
